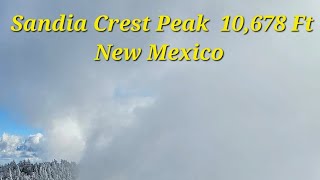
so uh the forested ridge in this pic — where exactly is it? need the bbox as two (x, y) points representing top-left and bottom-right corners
(0, 160), (77, 180)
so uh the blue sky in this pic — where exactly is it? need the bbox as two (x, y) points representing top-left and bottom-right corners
(0, 110), (40, 136)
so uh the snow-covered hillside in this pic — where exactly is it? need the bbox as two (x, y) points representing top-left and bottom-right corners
(0, 160), (77, 180)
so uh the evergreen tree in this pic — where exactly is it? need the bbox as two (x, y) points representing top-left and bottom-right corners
(0, 160), (77, 180)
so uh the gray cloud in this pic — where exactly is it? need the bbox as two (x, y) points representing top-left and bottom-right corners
(1, 0), (320, 180)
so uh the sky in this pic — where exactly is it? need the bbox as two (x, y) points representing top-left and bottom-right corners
(0, 109), (43, 164)
(0, 110), (40, 136)
(2, 0), (320, 180)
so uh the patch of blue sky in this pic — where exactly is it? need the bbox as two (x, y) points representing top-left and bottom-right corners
(0, 110), (41, 136)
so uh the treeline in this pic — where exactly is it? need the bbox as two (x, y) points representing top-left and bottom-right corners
(0, 160), (77, 180)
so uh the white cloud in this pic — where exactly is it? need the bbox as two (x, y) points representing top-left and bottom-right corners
(44, 118), (86, 162)
(2, 0), (320, 179)
(0, 133), (44, 164)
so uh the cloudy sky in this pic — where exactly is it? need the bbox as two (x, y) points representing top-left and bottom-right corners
(2, 0), (320, 179)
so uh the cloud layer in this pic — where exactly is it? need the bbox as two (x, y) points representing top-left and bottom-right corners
(0, 133), (44, 164)
(2, 0), (320, 180)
